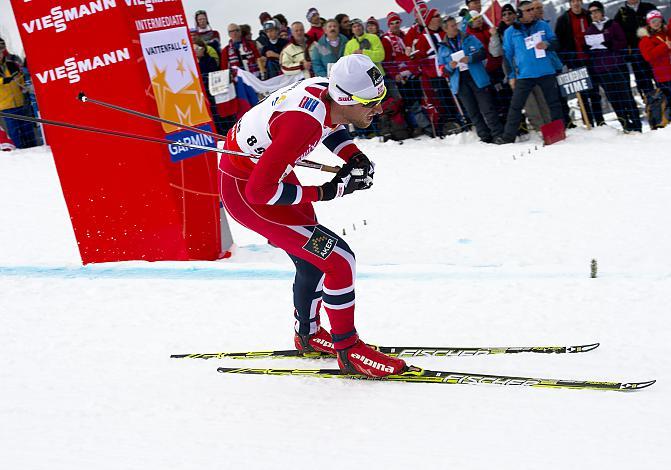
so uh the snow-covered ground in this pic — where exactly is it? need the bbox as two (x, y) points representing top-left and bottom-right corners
(1, 127), (670, 469)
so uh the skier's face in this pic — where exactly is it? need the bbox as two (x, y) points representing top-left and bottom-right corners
(342, 102), (383, 128)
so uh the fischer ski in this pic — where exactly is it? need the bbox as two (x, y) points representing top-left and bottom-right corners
(216, 366), (655, 391)
(171, 342), (600, 360)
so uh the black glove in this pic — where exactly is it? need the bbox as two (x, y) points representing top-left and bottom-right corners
(348, 152), (375, 190)
(318, 164), (364, 201)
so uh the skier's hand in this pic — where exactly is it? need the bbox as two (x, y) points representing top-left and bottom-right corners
(319, 157), (372, 201)
(348, 151), (375, 189)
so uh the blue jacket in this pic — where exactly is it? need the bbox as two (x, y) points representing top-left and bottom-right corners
(503, 20), (561, 79)
(437, 33), (490, 95)
(310, 34), (348, 77)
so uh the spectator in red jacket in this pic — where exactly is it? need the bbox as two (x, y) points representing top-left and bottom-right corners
(404, 1), (429, 49)
(414, 8), (463, 135)
(382, 12), (430, 135)
(306, 7), (324, 45)
(639, 10), (671, 101)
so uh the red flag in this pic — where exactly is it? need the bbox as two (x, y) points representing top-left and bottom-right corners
(395, 0), (416, 14)
(484, 0), (503, 25)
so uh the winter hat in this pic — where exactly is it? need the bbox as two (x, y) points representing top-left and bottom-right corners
(501, 4), (516, 15)
(263, 19), (279, 31)
(588, 1), (604, 12)
(467, 10), (483, 22)
(423, 8), (440, 25)
(646, 10), (663, 24)
(387, 12), (402, 26)
(306, 7), (320, 22)
(259, 12), (272, 23)
(367, 17), (380, 28)
(350, 18), (364, 27)
(417, 1), (428, 16)
(328, 54), (386, 105)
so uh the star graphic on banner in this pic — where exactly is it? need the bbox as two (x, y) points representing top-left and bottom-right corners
(175, 58), (187, 77)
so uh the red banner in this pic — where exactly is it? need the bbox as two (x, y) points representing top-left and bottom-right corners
(395, 0), (417, 14)
(11, 0), (225, 264)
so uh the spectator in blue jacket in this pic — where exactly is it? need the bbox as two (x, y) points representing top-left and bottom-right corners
(310, 19), (348, 77)
(438, 16), (503, 142)
(495, 1), (564, 144)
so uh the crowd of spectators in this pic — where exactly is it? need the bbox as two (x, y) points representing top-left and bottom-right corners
(192, 1), (671, 143)
(2, 1), (670, 151)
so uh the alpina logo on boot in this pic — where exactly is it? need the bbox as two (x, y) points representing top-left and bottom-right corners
(351, 353), (394, 373)
(313, 338), (334, 349)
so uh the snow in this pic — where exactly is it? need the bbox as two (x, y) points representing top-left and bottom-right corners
(1, 127), (670, 469)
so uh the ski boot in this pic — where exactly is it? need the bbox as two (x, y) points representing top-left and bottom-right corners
(337, 339), (407, 377)
(294, 327), (336, 355)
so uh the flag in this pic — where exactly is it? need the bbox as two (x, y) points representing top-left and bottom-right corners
(395, 0), (417, 14)
(484, 0), (503, 26)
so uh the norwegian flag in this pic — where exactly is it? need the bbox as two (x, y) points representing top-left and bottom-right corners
(484, 0), (503, 26)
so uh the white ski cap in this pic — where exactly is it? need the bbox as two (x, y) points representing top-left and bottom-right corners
(328, 54), (386, 106)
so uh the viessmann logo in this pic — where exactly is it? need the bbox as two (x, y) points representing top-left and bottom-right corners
(125, 0), (178, 13)
(22, 1), (118, 34)
(35, 48), (131, 85)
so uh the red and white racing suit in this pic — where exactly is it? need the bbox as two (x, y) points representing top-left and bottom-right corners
(218, 77), (363, 349)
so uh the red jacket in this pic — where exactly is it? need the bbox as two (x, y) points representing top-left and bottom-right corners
(413, 28), (445, 78)
(382, 31), (420, 78)
(221, 39), (260, 74)
(466, 25), (503, 73)
(639, 25), (671, 84)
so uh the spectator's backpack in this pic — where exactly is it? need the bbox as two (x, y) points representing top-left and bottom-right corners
(646, 89), (670, 130)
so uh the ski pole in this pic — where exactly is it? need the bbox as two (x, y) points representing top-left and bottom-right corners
(77, 92), (225, 141)
(0, 111), (339, 173)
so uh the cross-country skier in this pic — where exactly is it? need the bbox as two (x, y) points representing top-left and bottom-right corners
(218, 54), (407, 377)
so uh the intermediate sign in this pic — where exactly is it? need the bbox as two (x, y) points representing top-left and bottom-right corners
(140, 27), (216, 161)
(556, 67), (593, 97)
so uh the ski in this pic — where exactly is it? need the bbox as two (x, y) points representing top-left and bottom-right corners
(216, 366), (655, 391)
(171, 342), (600, 360)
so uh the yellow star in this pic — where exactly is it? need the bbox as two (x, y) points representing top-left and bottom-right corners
(175, 58), (186, 76)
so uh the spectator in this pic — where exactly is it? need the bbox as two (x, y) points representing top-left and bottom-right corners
(344, 18), (385, 74)
(414, 8), (463, 135)
(466, 10), (503, 78)
(556, 0), (604, 126)
(0, 40), (35, 149)
(489, 4), (517, 122)
(274, 14), (291, 40)
(259, 19), (288, 79)
(193, 10), (221, 54)
(404, 1), (429, 49)
(614, 0), (657, 97)
(496, 1), (564, 144)
(306, 8), (324, 45)
(532, 0), (545, 21)
(336, 14), (353, 39)
(366, 17), (382, 37)
(256, 12), (272, 46)
(438, 16), (503, 143)
(382, 11), (430, 135)
(240, 24), (252, 41)
(192, 37), (219, 98)
(639, 10), (671, 102)
(584, 1), (642, 131)
(466, 0), (482, 13)
(310, 19), (347, 77)
(190, 28), (219, 65)
(221, 23), (261, 77)
(280, 22), (312, 78)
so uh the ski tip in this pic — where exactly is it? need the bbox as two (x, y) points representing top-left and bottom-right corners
(582, 342), (600, 352)
(620, 379), (656, 391)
